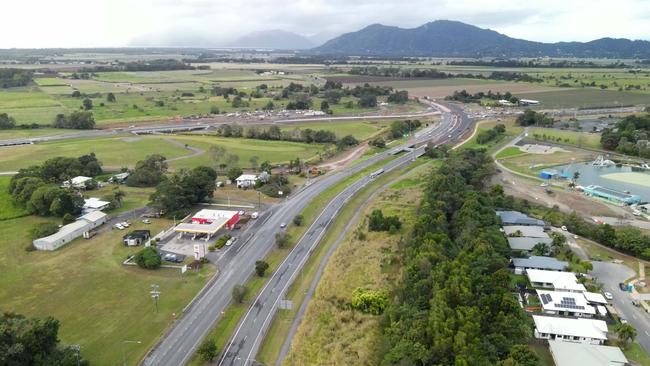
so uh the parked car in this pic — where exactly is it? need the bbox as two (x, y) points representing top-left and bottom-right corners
(115, 224), (124, 230)
(280, 222), (287, 228)
(238, 210), (245, 215)
(604, 292), (613, 300)
(226, 237), (238, 246)
(121, 221), (130, 227)
(619, 282), (627, 291)
(632, 300), (641, 307)
(251, 212), (259, 219)
(142, 219), (151, 224)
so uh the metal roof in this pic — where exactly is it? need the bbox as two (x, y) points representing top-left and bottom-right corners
(512, 256), (568, 271)
(549, 340), (627, 366)
(507, 237), (553, 251)
(534, 315), (607, 340)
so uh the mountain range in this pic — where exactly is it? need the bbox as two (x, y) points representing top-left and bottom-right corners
(311, 20), (650, 58)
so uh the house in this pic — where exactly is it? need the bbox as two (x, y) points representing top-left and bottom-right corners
(496, 210), (545, 226)
(62, 176), (93, 189)
(236, 174), (258, 188)
(83, 197), (111, 213)
(533, 315), (607, 345)
(109, 172), (129, 184)
(33, 211), (108, 251)
(507, 237), (553, 253)
(548, 340), (628, 366)
(511, 256), (568, 274)
(537, 290), (596, 317)
(527, 269), (586, 293)
(503, 225), (549, 238)
(123, 230), (151, 246)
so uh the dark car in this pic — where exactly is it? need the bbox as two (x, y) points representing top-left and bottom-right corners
(619, 282), (627, 291)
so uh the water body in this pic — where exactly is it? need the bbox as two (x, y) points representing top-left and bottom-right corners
(555, 162), (650, 202)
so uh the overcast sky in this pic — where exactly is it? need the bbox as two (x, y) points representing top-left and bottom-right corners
(2, 0), (649, 48)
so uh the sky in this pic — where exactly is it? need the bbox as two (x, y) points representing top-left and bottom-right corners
(2, 0), (649, 48)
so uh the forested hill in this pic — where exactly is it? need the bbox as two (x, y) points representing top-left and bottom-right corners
(312, 20), (650, 58)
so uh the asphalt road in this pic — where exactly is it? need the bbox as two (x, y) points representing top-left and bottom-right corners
(141, 101), (472, 366)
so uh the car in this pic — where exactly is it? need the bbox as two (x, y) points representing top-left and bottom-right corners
(238, 210), (245, 215)
(633, 300), (641, 307)
(121, 221), (130, 227)
(251, 212), (259, 219)
(142, 219), (151, 224)
(619, 282), (627, 291)
(561, 225), (567, 231)
(604, 292), (613, 300)
(115, 224), (124, 230)
(226, 237), (238, 246)
(621, 318), (628, 324)
(280, 222), (287, 228)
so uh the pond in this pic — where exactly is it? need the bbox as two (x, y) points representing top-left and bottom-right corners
(554, 162), (650, 202)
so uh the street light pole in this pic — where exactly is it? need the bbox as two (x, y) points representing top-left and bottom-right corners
(122, 340), (142, 366)
(150, 284), (160, 313)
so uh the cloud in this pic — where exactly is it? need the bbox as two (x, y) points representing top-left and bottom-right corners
(0, 0), (648, 47)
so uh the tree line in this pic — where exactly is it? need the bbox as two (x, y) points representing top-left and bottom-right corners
(348, 67), (543, 83)
(516, 109), (554, 127)
(600, 114), (650, 158)
(381, 149), (535, 365)
(476, 123), (506, 145)
(446, 89), (520, 104)
(0, 68), (33, 88)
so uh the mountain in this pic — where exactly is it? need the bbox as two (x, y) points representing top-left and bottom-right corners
(230, 30), (314, 50)
(312, 20), (650, 58)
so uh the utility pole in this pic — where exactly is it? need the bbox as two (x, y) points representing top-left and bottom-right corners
(150, 284), (160, 313)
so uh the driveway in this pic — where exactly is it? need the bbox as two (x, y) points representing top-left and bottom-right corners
(592, 261), (650, 353)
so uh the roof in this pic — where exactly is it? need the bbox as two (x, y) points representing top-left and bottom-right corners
(534, 315), (607, 340)
(192, 209), (238, 221)
(79, 210), (107, 223)
(583, 292), (608, 305)
(527, 269), (586, 292)
(113, 172), (129, 179)
(174, 219), (227, 235)
(537, 289), (596, 315)
(507, 237), (553, 251)
(35, 220), (89, 244)
(496, 210), (545, 226)
(236, 174), (258, 181)
(83, 197), (110, 209)
(70, 176), (92, 184)
(124, 230), (150, 239)
(548, 340), (627, 366)
(503, 225), (549, 238)
(512, 256), (568, 271)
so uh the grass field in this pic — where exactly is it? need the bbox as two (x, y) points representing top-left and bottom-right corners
(528, 127), (602, 149)
(0, 216), (215, 365)
(529, 344), (554, 366)
(517, 88), (650, 109)
(496, 146), (529, 159)
(0, 135), (191, 172)
(278, 120), (389, 140)
(87, 184), (155, 214)
(0, 176), (29, 220)
(460, 118), (524, 152)
(602, 172), (650, 188)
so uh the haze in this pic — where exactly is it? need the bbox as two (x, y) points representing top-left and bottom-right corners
(3, 0), (650, 48)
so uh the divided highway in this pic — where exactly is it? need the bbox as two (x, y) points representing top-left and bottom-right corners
(141, 101), (472, 366)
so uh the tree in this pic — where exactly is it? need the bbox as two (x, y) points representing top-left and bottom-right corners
(127, 154), (168, 187)
(62, 213), (75, 225)
(227, 167), (243, 182)
(616, 322), (637, 348)
(197, 339), (218, 362)
(255, 260), (269, 277)
(0, 112), (15, 129)
(320, 100), (330, 112)
(52, 111), (95, 129)
(134, 247), (161, 269)
(106, 92), (116, 102)
(210, 105), (220, 114)
(358, 94), (377, 108)
(263, 101), (275, 111)
(150, 167), (217, 218)
(232, 284), (248, 303)
(82, 97), (93, 110)
(531, 242), (549, 256)
(71, 90), (81, 97)
(275, 231), (290, 249)
(0, 312), (89, 366)
(501, 344), (539, 366)
(293, 214), (304, 226)
(112, 187), (125, 208)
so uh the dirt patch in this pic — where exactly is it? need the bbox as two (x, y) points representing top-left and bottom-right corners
(518, 144), (569, 154)
(121, 137), (142, 142)
(318, 144), (369, 171)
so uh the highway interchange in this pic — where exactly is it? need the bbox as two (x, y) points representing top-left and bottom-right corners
(141, 101), (472, 366)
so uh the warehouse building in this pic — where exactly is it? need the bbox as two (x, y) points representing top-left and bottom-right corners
(33, 211), (108, 251)
(583, 185), (641, 205)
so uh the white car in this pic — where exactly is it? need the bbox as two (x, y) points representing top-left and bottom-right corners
(226, 237), (237, 246)
(604, 292), (613, 300)
(251, 212), (259, 219)
(280, 222), (287, 228)
(142, 219), (151, 224)
(115, 224), (125, 230)
(121, 221), (130, 227)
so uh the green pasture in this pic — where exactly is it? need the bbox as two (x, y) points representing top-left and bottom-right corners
(518, 88), (650, 109)
(528, 127), (602, 149)
(495, 146), (528, 159)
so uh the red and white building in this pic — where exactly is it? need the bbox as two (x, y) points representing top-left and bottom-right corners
(174, 209), (239, 240)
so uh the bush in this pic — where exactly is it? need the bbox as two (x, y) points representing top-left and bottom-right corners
(275, 232), (290, 249)
(30, 222), (59, 240)
(210, 105), (220, 114)
(197, 339), (217, 362)
(232, 284), (248, 303)
(214, 234), (231, 249)
(134, 247), (161, 269)
(293, 214), (304, 226)
(368, 209), (402, 232)
(62, 213), (75, 225)
(255, 260), (269, 277)
(351, 288), (388, 315)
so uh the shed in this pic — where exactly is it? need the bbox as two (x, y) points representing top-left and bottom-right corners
(33, 211), (107, 251)
(62, 176), (93, 189)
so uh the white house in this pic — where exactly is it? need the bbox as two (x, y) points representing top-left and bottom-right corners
(236, 174), (258, 188)
(537, 290), (596, 317)
(83, 197), (111, 213)
(533, 315), (608, 345)
(33, 211), (108, 251)
(548, 340), (627, 366)
(62, 176), (93, 189)
(527, 269), (586, 293)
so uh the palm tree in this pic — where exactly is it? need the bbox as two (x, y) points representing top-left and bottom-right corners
(616, 322), (637, 348)
(112, 188), (125, 208)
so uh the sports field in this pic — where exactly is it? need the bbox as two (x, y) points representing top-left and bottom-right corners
(602, 172), (650, 187)
(0, 216), (214, 365)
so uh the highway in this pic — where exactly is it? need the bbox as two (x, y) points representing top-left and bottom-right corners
(141, 100), (472, 366)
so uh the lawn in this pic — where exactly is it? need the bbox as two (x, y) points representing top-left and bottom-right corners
(279, 120), (389, 140)
(529, 344), (554, 366)
(0, 135), (191, 172)
(460, 118), (523, 152)
(0, 176), (29, 220)
(517, 88), (650, 109)
(496, 146), (529, 159)
(0, 128), (69, 140)
(623, 341), (650, 366)
(0, 215), (215, 365)
(87, 184), (155, 214)
(528, 127), (602, 149)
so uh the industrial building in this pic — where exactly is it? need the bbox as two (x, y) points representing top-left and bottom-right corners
(533, 315), (608, 345)
(548, 340), (627, 366)
(583, 184), (641, 205)
(511, 256), (568, 274)
(539, 169), (561, 180)
(173, 209), (239, 240)
(33, 211), (108, 251)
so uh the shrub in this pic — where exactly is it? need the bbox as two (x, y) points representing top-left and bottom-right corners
(351, 288), (388, 315)
(134, 247), (161, 269)
(62, 213), (75, 225)
(30, 222), (59, 240)
(293, 214), (304, 226)
(275, 232), (290, 249)
(197, 339), (217, 361)
(215, 234), (231, 249)
(255, 260), (269, 277)
(232, 284), (248, 303)
(368, 209), (402, 232)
